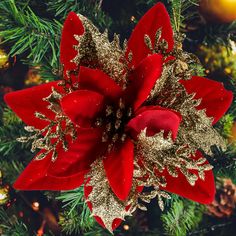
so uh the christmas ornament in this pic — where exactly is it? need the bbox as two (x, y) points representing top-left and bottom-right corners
(0, 171), (10, 205)
(0, 187), (9, 205)
(206, 178), (236, 218)
(4, 3), (233, 232)
(200, 0), (236, 23)
(0, 48), (9, 69)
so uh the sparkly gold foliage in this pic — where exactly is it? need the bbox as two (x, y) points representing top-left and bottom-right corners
(72, 14), (127, 85)
(86, 160), (171, 232)
(17, 87), (77, 162)
(137, 129), (212, 186)
(86, 160), (131, 233)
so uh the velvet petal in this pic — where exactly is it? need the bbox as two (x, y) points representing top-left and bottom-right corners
(103, 138), (134, 201)
(14, 128), (103, 190)
(181, 76), (233, 124)
(126, 2), (174, 68)
(61, 90), (104, 127)
(124, 54), (163, 111)
(126, 107), (181, 140)
(78, 66), (122, 101)
(60, 12), (84, 71)
(4, 81), (61, 129)
(158, 151), (215, 204)
(14, 151), (87, 191)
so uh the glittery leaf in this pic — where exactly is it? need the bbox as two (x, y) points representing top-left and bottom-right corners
(85, 160), (131, 233)
(71, 14), (127, 85)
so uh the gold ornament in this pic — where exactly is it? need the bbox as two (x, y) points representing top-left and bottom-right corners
(200, 0), (236, 23)
(0, 49), (9, 69)
(0, 171), (10, 205)
(0, 187), (9, 205)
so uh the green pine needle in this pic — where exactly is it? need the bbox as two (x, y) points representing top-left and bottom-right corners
(57, 187), (95, 234)
(0, 0), (62, 67)
(0, 208), (29, 236)
(168, 0), (198, 32)
(161, 199), (204, 236)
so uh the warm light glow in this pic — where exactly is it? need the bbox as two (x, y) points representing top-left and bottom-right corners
(32, 201), (40, 211)
(130, 16), (136, 22)
(37, 229), (44, 236)
(0, 192), (7, 200)
(123, 224), (130, 231)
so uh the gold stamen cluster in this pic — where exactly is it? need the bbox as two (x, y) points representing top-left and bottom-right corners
(94, 98), (133, 152)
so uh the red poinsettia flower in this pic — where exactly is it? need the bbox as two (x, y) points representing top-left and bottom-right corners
(4, 2), (233, 223)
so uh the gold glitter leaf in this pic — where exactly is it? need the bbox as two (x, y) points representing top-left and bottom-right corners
(71, 14), (127, 85)
(86, 160), (131, 233)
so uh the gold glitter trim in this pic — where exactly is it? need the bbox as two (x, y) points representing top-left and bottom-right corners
(71, 14), (128, 85)
(137, 129), (213, 186)
(86, 160), (132, 233)
(17, 86), (77, 162)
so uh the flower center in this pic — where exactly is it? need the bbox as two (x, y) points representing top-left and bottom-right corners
(95, 98), (133, 152)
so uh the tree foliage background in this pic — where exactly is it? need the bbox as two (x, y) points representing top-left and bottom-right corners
(0, 0), (236, 235)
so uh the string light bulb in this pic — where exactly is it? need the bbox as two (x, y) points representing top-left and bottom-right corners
(123, 224), (130, 231)
(32, 201), (40, 211)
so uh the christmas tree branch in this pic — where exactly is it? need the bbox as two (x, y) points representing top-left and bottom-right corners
(168, 0), (198, 32)
(57, 187), (95, 234)
(47, 0), (112, 31)
(161, 198), (204, 236)
(0, 208), (29, 236)
(0, 0), (61, 67)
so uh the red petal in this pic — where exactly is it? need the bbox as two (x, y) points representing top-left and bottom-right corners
(103, 138), (134, 201)
(60, 12), (84, 71)
(4, 82), (61, 129)
(126, 107), (181, 140)
(126, 2), (174, 68)
(14, 128), (103, 190)
(124, 54), (163, 111)
(181, 76), (233, 124)
(78, 66), (122, 101)
(61, 90), (104, 127)
(158, 151), (215, 204)
(14, 151), (88, 190)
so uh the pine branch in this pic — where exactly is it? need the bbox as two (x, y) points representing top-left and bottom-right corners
(0, 0), (62, 68)
(0, 160), (24, 184)
(202, 22), (236, 46)
(161, 199), (204, 236)
(47, 0), (112, 31)
(168, 0), (198, 32)
(0, 208), (29, 236)
(2, 108), (21, 126)
(0, 122), (30, 158)
(209, 146), (236, 184)
(57, 187), (95, 234)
